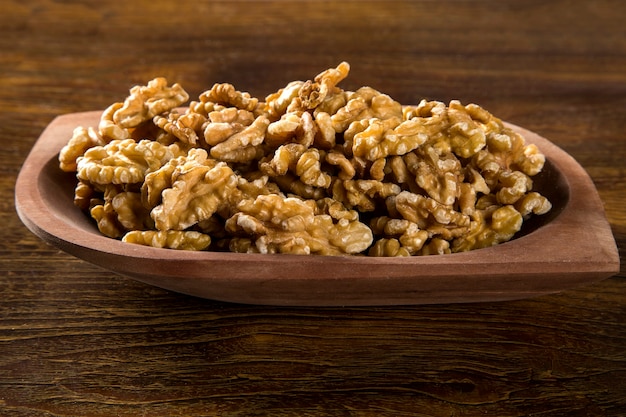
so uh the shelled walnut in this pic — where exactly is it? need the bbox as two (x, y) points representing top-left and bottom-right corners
(60, 62), (551, 255)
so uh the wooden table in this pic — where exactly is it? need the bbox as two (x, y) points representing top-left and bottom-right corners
(2, 0), (625, 415)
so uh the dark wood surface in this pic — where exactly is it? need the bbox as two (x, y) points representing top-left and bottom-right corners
(2, 0), (625, 415)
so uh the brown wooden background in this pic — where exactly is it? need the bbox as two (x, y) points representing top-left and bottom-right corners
(2, 0), (625, 415)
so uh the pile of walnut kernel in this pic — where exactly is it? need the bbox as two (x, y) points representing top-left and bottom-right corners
(59, 62), (552, 256)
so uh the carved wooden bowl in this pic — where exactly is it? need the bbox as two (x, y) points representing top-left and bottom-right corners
(15, 111), (620, 306)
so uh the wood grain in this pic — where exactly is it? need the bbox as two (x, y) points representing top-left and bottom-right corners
(2, 0), (625, 415)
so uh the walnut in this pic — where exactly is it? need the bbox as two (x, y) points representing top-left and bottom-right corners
(260, 143), (330, 189)
(405, 147), (462, 206)
(402, 99), (448, 137)
(271, 172), (327, 200)
(313, 197), (360, 222)
(386, 155), (414, 188)
(514, 191), (552, 218)
(264, 80), (305, 119)
(209, 106), (255, 124)
(122, 230), (211, 251)
(151, 148), (238, 231)
(296, 148), (332, 188)
(458, 182), (478, 216)
(236, 174), (283, 199)
(76, 139), (184, 185)
(325, 149), (356, 180)
(314, 90), (349, 119)
(369, 216), (429, 256)
(195, 215), (228, 239)
(495, 170), (533, 205)
(475, 124), (546, 178)
(266, 111), (317, 147)
(203, 107), (256, 146)
(199, 83), (259, 112)
(59, 126), (105, 172)
(331, 179), (401, 212)
(312, 111), (337, 149)
(225, 194), (372, 255)
(452, 205), (523, 252)
(368, 239), (412, 257)
(330, 87), (403, 133)
(351, 117), (414, 161)
(141, 157), (180, 209)
(111, 191), (153, 231)
(295, 62), (350, 111)
(99, 103), (130, 141)
(391, 191), (470, 240)
(259, 143), (305, 177)
(518, 143), (546, 177)
(90, 202), (124, 239)
(113, 78), (189, 128)
(446, 100), (487, 158)
(73, 180), (96, 211)
(418, 238), (451, 256)
(209, 115), (270, 161)
(329, 97), (365, 134)
(265, 113), (299, 147)
(153, 110), (206, 145)
(465, 165), (491, 195)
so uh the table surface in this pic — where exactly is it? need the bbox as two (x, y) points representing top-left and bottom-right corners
(2, 0), (625, 415)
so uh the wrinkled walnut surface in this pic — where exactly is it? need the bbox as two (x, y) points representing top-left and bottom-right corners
(59, 62), (551, 255)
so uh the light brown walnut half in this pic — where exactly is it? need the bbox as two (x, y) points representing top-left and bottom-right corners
(514, 191), (552, 218)
(446, 100), (487, 158)
(368, 238), (412, 257)
(405, 147), (462, 206)
(73, 180), (96, 211)
(151, 148), (238, 231)
(113, 77), (189, 128)
(76, 139), (185, 185)
(417, 238), (451, 256)
(225, 194), (372, 255)
(59, 126), (105, 172)
(296, 148), (332, 188)
(298, 61), (350, 110)
(90, 201), (125, 239)
(391, 191), (470, 240)
(332, 178), (401, 212)
(200, 83), (259, 113)
(209, 115), (270, 162)
(263, 80), (305, 120)
(203, 107), (256, 146)
(111, 191), (153, 231)
(312, 111), (337, 149)
(475, 124), (546, 178)
(99, 103), (130, 142)
(141, 157), (181, 209)
(325, 149), (356, 180)
(153, 110), (206, 145)
(452, 204), (523, 252)
(122, 230), (211, 251)
(369, 216), (429, 256)
(495, 170), (533, 205)
(330, 87), (403, 134)
(266, 111), (317, 147)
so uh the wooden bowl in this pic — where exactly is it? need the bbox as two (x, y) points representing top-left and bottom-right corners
(15, 111), (620, 306)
